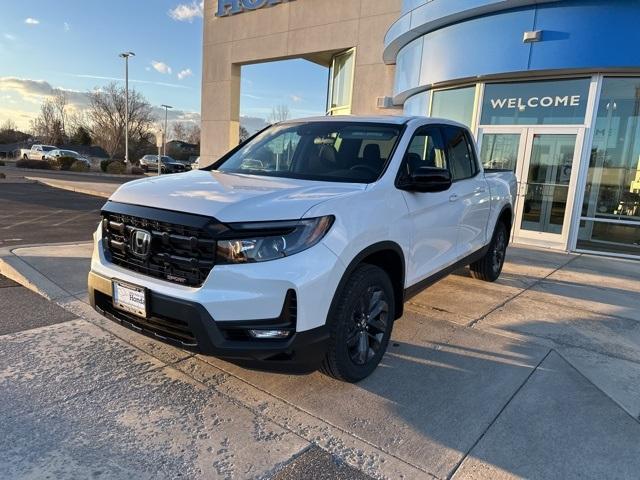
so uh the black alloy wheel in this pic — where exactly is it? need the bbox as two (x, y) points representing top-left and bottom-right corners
(470, 221), (508, 282)
(321, 264), (395, 382)
(347, 286), (389, 365)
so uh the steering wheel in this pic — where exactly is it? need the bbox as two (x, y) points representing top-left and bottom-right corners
(349, 164), (378, 176)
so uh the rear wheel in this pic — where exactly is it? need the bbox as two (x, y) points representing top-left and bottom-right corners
(321, 264), (395, 383)
(469, 221), (508, 282)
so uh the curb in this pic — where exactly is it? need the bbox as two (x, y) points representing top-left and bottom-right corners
(24, 177), (113, 198)
(0, 242), (91, 300)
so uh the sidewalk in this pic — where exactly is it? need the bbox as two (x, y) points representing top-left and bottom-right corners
(1, 242), (640, 479)
(24, 176), (120, 198)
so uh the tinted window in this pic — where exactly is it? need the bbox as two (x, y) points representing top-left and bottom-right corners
(442, 126), (477, 181)
(401, 127), (447, 177)
(215, 122), (402, 184)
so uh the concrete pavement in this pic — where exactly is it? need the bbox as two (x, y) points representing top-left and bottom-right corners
(1, 242), (640, 478)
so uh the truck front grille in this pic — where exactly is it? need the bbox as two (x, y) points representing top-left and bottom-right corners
(101, 202), (227, 287)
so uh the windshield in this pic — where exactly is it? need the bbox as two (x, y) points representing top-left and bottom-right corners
(213, 122), (403, 183)
(61, 151), (78, 157)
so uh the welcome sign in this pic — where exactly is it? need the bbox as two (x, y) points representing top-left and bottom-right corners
(216, 0), (295, 17)
(481, 78), (590, 125)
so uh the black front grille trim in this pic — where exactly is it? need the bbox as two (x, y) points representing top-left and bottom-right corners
(101, 201), (229, 287)
(94, 291), (198, 347)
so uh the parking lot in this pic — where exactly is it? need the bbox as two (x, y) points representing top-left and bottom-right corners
(1, 169), (640, 478)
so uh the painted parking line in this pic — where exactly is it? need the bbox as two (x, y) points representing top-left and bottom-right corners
(2, 210), (66, 230)
(51, 210), (100, 227)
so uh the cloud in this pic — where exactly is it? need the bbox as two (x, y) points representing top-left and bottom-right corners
(151, 61), (172, 75)
(3, 33), (16, 41)
(169, 1), (204, 22)
(64, 22), (71, 32)
(290, 94), (302, 103)
(0, 77), (88, 107)
(24, 18), (40, 25)
(177, 68), (193, 80)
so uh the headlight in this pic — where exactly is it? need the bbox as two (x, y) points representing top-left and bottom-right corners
(216, 216), (334, 264)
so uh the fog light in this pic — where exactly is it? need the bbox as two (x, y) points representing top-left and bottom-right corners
(248, 329), (290, 339)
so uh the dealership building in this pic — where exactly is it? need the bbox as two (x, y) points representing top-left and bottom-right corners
(202, 0), (640, 258)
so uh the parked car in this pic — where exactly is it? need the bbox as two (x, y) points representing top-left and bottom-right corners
(139, 155), (187, 174)
(20, 144), (57, 161)
(45, 149), (91, 167)
(89, 117), (516, 382)
(192, 157), (200, 169)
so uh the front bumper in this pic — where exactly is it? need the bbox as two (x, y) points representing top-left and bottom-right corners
(89, 271), (330, 372)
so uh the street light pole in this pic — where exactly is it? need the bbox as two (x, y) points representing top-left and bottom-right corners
(161, 104), (173, 156)
(119, 51), (135, 165)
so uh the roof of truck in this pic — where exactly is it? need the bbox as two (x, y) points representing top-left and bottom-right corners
(280, 115), (465, 128)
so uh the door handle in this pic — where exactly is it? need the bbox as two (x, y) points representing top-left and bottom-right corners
(449, 194), (459, 202)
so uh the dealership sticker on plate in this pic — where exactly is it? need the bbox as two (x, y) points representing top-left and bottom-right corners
(112, 280), (147, 318)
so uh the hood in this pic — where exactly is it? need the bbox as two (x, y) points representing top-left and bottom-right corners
(109, 170), (366, 222)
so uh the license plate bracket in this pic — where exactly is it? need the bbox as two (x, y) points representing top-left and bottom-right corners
(112, 280), (147, 318)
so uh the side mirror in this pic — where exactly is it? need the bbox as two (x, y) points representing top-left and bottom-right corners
(398, 166), (452, 193)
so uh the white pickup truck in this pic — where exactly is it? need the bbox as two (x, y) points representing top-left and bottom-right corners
(20, 144), (57, 161)
(89, 116), (516, 382)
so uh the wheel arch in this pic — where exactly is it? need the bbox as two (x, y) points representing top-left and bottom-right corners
(329, 241), (406, 322)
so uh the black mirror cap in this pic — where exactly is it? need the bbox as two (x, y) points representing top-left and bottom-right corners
(398, 167), (452, 193)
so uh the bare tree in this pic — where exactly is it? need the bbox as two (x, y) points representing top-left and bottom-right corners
(85, 83), (155, 159)
(171, 121), (188, 142)
(52, 91), (68, 138)
(269, 104), (290, 123)
(30, 99), (64, 145)
(1, 119), (18, 132)
(186, 123), (200, 145)
(239, 125), (250, 142)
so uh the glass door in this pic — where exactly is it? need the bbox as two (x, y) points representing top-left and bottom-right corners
(514, 127), (584, 248)
(478, 126), (585, 249)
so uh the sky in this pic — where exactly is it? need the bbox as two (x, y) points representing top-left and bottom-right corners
(0, 0), (328, 133)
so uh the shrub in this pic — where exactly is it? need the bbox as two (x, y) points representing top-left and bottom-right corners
(58, 156), (78, 171)
(106, 161), (126, 174)
(16, 159), (52, 170)
(100, 159), (112, 172)
(70, 160), (90, 172)
(0, 160), (5, 166)
(0, 173), (6, 179)
(130, 166), (144, 175)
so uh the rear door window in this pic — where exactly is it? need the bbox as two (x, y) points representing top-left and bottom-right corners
(442, 126), (478, 181)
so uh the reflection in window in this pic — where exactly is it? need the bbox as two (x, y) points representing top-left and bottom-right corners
(394, 38), (423, 95)
(328, 49), (355, 116)
(578, 77), (640, 256)
(430, 86), (476, 129)
(404, 91), (429, 116)
(480, 134), (520, 171)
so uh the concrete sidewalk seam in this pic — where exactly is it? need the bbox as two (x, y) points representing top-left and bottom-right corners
(554, 349), (640, 424)
(446, 349), (553, 480)
(466, 253), (583, 329)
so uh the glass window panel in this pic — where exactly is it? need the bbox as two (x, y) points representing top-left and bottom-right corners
(581, 77), (640, 224)
(481, 79), (590, 125)
(329, 50), (355, 112)
(521, 134), (576, 234)
(480, 133), (520, 171)
(430, 86), (476, 129)
(577, 220), (640, 256)
(442, 126), (477, 181)
(404, 91), (430, 116)
(394, 38), (423, 95)
(403, 127), (448, 177)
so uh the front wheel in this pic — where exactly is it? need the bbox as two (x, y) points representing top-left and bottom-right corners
(469, 221), (508, 282)
(321, 264), (395, 383)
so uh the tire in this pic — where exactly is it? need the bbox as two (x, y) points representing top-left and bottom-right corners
(470, 221), (508, 282)
(321, 264), (395, 383)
